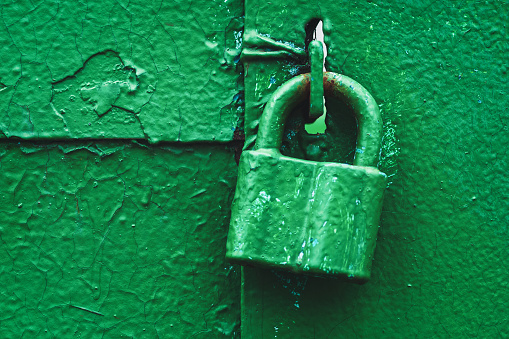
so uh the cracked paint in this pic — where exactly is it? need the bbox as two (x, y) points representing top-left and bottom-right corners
(0, 0), (508, 338)
(240, 0), (508, 338)
(0, 0), (244, 143)
(49, 50), (148, 139)
(0, 141), (240, 337)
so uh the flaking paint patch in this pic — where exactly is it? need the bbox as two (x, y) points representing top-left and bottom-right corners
(49, 50), (149, 138)
(0, 0), (245, 143)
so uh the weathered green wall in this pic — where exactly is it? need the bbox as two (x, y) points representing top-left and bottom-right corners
(1, 0), (243, 142)
(1, 1), (245, 336)
(1, 0), (508, 338)
(0, 142), (240, 337)
(241, 0), (508, 337)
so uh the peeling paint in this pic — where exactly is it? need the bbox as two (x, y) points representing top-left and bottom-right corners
(0, 0), (245, 143)
(1, 0), (508, 338)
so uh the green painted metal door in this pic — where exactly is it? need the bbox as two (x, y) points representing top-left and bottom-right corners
(240, 1), (508, 337)
(1, 0), (508, 338)
(0, 0), (243, 337)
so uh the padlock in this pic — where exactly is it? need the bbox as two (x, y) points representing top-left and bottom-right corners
(226, 72), (386, 283)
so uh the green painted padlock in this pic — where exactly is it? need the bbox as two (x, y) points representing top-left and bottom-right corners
(226, 72), (386, 283)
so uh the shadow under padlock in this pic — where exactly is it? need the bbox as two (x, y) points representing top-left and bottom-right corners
(226, 72), (386, 284)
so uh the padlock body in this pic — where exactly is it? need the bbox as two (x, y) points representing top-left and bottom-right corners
(226, 148), (386, 283)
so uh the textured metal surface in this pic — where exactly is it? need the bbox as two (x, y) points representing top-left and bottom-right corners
(0, 0), (244, 143)
(241, 0), (508, 337)
(0, 142), (240, 337)
(227, 149), (385, 281)
(0, 0), (507, 337)
(255, 72), (383, 167)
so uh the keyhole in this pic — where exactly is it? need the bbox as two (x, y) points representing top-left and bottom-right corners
(305, 20), (327, 134)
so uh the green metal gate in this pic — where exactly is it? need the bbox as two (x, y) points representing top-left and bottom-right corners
(1, 0), (507, 337)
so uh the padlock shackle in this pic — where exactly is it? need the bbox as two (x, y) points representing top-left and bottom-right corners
(255, 72), (383, 167)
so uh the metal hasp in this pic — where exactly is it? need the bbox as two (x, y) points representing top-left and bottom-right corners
(226, 72), (386, 283)
(308, 40), (325, 121)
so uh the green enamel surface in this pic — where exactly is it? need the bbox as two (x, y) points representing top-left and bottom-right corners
(0, 0), (244, 142)
(227, 149), (386, 282)
(241, 0), (508, 337)
(0, 142), (240, 337)
(0, 0), (508, 337)
(255, 72), (383, 167)
(227, 70), (386, 282)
